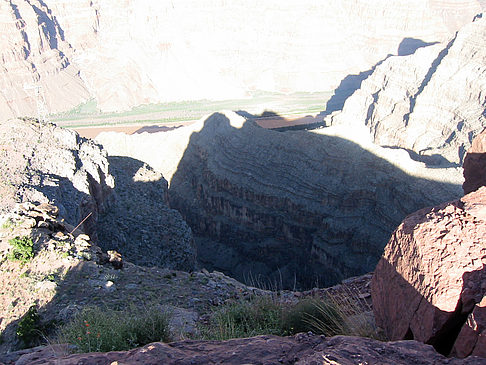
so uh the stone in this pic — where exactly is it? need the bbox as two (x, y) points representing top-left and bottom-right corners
(99, 111), (462, 289)
(329, 19), (486, 166)
(0, 1), (481, 117)
(463, 129), (486, 195)
(13, 334), (486, 365)
(452, 297), (486, 358)
(372, 186), (486, 357)
(0, 118), (114, 240)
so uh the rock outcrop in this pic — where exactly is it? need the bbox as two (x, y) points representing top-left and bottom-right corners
(463, 128), (486, 194)
(0, 0), (483, 117)
(372, 186), (486, 357)
(329, 18), (486, 166)
(97, 111), (462, 289)
(5, 334), (486, 365)
(0, 118), (113, 238)
(96, 156), (197, 271)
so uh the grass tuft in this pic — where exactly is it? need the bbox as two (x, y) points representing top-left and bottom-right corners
(57, 305), (172, 353)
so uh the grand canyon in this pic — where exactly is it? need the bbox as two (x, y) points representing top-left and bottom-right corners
(0, 1), (485, 364)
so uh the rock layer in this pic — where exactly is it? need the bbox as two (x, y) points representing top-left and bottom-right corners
(0, 118), (113, 238)
(372, 186), (486, 357)
(97, 111), (462, 289)
(329, 18), (486, 166)
(0, 0), (483, 116)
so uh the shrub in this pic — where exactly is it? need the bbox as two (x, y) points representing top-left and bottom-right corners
(201, 292), (381, 340)
(8, 236), (34, 263)
(57, 305), (171, 353)
(281, 297), (347, 336)
(17, 305), (41, 347)
(200, 296), (282, 340)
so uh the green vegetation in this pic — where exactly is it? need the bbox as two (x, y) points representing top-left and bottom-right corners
(16, 305), (41, 347)
(200, 293), (380, 341)
(1, 218), (15, 229)
(7, 236), (34, 264)
(57, 305), (172, 353)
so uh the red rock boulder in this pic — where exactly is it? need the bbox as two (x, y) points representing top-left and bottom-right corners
(463, 128), (486, 195)
(372, 186), (486, 357)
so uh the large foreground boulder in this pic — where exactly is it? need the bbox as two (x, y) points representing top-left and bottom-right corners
(372, 187), (486, 357)
(463, 128), (486, 195)
(3, 334), (486, 365)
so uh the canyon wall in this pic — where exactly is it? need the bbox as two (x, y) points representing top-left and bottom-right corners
(0, 118), (113, 239)
(97, 111), (462, 288)
(0, 0), (483, 118)
(329, 18), (486, 166)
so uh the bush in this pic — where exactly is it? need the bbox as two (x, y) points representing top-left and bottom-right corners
(281, 297), (347, 336)
(201, 292), (380, 340)
(8, 236), (34, 263)
(57, 305), (172, 353)
(17, 305), (41, 347)
(200, 296), (282, 340)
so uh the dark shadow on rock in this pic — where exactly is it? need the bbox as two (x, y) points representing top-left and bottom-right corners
(133, 125), (183, 134)
(236, 110), (325, 132)
(373, 258), (485, 357)
(382, 146), (461, 168)
(321, 37), (439, 119)
(96, 156), (196, 271)
(398, 38), (439, 56)
(168, 112), (462, 290)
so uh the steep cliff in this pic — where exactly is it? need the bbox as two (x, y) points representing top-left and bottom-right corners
(0, 0), (483, 117)
(97, 111), (462, 289)
(0, 118), (113, 238)
(329, 18), (486, 166)
(0, 0), (89, 120)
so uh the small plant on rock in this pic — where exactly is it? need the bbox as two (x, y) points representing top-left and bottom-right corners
(7, 236), (34, 264)
(16, 305), (41, 347)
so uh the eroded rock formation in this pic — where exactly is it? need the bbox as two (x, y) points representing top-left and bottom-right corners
(329, 18), (486, 166)
(372, 186), (486, 357)
(0, 118), (113, 238)
(0, 0), (483, 117)
(463, 128), (486, 194)
(97, 111), (462, 289)
(96, 156), (196, 271)
(6, 334), (486, 365)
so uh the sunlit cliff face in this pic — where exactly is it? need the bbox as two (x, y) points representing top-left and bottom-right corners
(0, 0), (482, 120)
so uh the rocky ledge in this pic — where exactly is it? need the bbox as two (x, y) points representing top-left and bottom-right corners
(3, 334), (486, 365)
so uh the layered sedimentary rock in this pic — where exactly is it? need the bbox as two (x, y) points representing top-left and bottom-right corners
(372, 187), (486, 357)
(329, 18), (486, 166)
(0, 0), (483, 116)
(463, 128), (486, 194)
(0, 0), (90, 120)
(0, 118), (113, 238)
(97, 111), (462, 289)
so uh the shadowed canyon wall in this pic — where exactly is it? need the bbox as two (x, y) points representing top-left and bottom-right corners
(97, 112), (463, 289)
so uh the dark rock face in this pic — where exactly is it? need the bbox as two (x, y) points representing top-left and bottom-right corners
(463, 128), (486, 195)
(8, 334), (486, 365)
(96, 156), (196, 271)
(372, 187), (486, 357)
(168, 112), (461, 289)
(0, 118), (113, 239)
